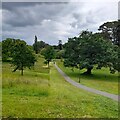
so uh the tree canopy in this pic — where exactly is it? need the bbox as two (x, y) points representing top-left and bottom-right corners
(58, 40), (62, 50)
(41, 46), (55, 68)
(2, 38), (36, 75)
(98, 20), (120, 46)
(2, 38), (15, 61)
(33, 35), (49, 54)
(64, 30), (118, 74)
(64, 37), (80, 69)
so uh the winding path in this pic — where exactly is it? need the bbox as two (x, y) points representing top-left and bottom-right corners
(54, 63), (119, 101)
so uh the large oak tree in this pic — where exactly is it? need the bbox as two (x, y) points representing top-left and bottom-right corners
(64, 31), (118, 74)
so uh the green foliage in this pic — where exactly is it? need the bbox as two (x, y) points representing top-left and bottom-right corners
(98, 20), (120, 46)
(2, 38), (15, 62)
(11, 40), (36, 75)
(58, 40), (62, 50)
(33, 36), (49, 54)
(41, 46), (55, 67)
(52, 45), (59, 50)
(109, 45), (120, 73)
(33, 35), (38, 54)
(64, 30), (118, 74)
(0, 42), (2, 58)
(79, 31), (111, 73)
(64, 37), (80, 68)
(55, 50), (65, 59)
(2, 38), (36, 75)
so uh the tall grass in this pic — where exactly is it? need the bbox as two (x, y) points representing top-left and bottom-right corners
(2, 57), (50, 97)
(2, 58), (118, 118)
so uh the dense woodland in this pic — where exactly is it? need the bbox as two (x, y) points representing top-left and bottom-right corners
(2, 20), (120, 75)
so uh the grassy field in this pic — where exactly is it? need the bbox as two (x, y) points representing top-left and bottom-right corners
(56, 60), (118, 95)
(2, 57), (118, 118)
(0, 45), (1, 118)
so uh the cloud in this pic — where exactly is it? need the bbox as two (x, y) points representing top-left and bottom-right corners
(118, 1), (120, 20)
(2, 1), (118, 45)
(2, 2), (69, 27)
(2, 0), (119, 2)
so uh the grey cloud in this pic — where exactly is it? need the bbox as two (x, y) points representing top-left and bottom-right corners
(72, 13), (79, 19)
(118, 1), (120, 20)
(2, 2), (118, 45)
(2, 2), (68, 27)
(2, 0), (70, 2)
(3, 9), (39, 27)
(2, 2), (68, 11)
(2, 2), (38, 10)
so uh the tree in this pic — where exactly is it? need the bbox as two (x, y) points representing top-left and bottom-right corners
(2, 38), (15, 61)
(33, 35), (38, 54)
(58, 40), (62, 50)
(98, 20), (120, 46)
(78, 31), (115, 74)
(3, 39), (36, 75)
(64, 37), (80, 70)
(33, 36), (49, 54)
(64, 30), (118, 75)
(109, 45), (120, 73)
(52, 45), (59, 50)
(116, 22), (120, 46)
(0, 42), (1, 58)
(55, 50), (65, 59)
(38, 41), (48, 49)
(41, 46), (55, 68)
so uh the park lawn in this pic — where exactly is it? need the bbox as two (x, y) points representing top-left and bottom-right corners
(56, 59), (118, 95)
(2, 58), (118, 118)
(0, 59), (2, 118)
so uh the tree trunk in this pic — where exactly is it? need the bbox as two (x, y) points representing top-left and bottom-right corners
(86, 67), (92, 74)
(12, 66), (19, 72)
(84, 67), (93, 75)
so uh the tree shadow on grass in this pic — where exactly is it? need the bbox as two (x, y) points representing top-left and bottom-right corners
(80, 73), (118, 82)
(66, 69), (118, 83)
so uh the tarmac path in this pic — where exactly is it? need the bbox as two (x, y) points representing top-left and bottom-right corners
(54, 63), (119, 101)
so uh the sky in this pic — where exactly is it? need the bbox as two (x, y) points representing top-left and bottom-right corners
(1, 0), (119, 45)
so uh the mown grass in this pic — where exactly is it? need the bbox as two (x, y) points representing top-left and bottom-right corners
(0, 59), (2, 118)
(2, 57), (118, 118)
(56, 59), (118, 95)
